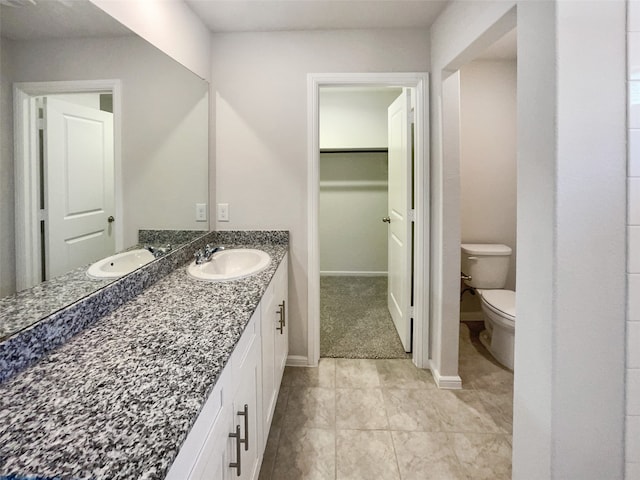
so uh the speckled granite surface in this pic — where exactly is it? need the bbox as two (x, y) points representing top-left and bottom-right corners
(0, 234), (199, 342)
(0, 266), (114, 341)
(138, 229), (207, 245)
(0, 234), (288, 479)
(0, 233), (217, 384)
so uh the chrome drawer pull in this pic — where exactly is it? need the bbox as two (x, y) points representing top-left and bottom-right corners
(229, 424), (242, 476)
(276, 305), (284, 334)
(279, 300), (286, 326)
(237, 404), (249, 451)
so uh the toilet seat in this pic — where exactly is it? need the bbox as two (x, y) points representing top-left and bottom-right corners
(478, 289), (516, 322)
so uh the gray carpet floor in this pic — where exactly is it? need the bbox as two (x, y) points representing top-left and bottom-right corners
(320, 276), (410, 359)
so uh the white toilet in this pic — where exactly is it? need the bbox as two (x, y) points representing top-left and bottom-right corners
(461, 243), (516, 370)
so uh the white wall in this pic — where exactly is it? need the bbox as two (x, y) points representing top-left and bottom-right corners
(627, 2), (640, 477)
(319, 88), (401, 149)
(89, 0), (211, 82)
(430, 0), (516, 383)
(547, 3), (626, 476)
(459, 60), (517, 317)
(319, 88), (400, 275)
(4, 35), (208, 287)
(319, 152), (388, 274)
(211, 28), (430, 358)
(433, 1), (626, 478)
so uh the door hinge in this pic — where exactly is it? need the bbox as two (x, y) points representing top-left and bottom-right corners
(408, 209), (416, 222)
(38, 209), (46, 221)
(409, 306), (415, 318)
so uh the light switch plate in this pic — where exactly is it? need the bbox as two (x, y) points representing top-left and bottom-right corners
(195, 203), (207, 222)
(217, 203), (229, 222)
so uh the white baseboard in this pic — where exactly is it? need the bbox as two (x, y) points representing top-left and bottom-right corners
(460, 311), (483, 322)
(429, 362), (462, 389)
(286, 355), (310, 367)
(320, 271), (388, 277)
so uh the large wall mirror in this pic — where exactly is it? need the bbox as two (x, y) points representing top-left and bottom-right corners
(0, 0), (209, 339)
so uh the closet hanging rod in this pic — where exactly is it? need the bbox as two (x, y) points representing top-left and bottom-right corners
(319, 148), (388, 154)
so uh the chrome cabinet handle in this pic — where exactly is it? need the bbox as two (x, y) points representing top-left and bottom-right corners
(276, 305), (284, 334)
(382, 216), (391, 223)
(237, 404), (249, 451)
(229, 424), (242, 476)
(279, 300), (286, 327)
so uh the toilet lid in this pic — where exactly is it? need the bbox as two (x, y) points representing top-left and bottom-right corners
(479, 289), (516, 319)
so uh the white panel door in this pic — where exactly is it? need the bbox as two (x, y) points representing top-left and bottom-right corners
(387, 90), (413, 352)
(44, 97), (115, 278)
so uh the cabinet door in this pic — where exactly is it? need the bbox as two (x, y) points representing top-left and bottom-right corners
(273, 256), (289, 389)
(260, 255), (289, 451)
(232, 313), (262, 480)
(166, 367), (233, 480)
(189, 411), (233, 480)
(260, 279), (278, 451)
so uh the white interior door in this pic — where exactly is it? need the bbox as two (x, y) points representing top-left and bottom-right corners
(386, 89), (413, 352)
(44, 97), (115, 279)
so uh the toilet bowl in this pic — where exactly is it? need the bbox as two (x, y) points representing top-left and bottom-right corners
(477, 289), (516, 370)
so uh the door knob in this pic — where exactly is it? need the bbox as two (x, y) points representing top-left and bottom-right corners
(107, 216), (115, 223)
(382, 216), (391, 223)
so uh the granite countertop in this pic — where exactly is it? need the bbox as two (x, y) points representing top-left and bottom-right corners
(0, 265), (114, 341)
(0, 236), (198, 342)
(0, 242), (287, 480)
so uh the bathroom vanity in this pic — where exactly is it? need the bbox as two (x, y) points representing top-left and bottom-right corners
(0, 231), (289, 480)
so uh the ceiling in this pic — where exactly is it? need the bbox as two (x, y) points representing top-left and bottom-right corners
(185, 0), (450, 33)
(0, 0), (516, 60)
(0, 0), (131, 40)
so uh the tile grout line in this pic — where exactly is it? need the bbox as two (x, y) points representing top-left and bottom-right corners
(378, 361), (405, 480)
(332, 359), (338, 480)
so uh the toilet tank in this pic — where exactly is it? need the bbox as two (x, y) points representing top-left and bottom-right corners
(461, 243), (512, 289)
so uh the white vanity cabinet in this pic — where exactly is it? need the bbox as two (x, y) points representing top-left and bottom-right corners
(166, 309), (263, 480)
(259, 256), (289, 450)
(166, 255), (288, 480)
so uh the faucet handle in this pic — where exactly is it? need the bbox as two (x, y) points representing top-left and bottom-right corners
(204, 244), (224, 257)
(194, 248), (206, 264)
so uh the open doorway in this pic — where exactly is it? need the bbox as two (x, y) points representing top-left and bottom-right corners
(439, 26), (517, 456)
(14, 80), (121, 291)
(307, 73), (430, 369)
(454, 28), (517, 385)
(318, 86), (411, 359)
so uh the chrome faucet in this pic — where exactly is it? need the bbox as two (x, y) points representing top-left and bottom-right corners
(194, 244), (225, 264)
(144, 243), (172, 258)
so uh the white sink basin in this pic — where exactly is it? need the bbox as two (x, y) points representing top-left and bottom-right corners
(187, 249), (270, 282)
(87, 249), (155, 279)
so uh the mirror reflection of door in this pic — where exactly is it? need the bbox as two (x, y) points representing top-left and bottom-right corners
(40, 94), (115, 280)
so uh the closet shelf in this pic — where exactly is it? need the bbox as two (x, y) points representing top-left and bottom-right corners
(319, 180), (388, 189)
(320, 148), (388, 154)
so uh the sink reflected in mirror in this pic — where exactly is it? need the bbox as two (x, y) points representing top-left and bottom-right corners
(86, 249), (155, 279)
(187, 249), (271, 282)
(0, 0), (209, 342)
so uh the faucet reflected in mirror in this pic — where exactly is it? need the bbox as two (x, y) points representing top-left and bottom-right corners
(0, 0), (210, 341)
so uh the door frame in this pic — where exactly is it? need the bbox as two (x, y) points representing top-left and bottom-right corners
(306, 72), (430, 369)
(14, 79), (122, 290)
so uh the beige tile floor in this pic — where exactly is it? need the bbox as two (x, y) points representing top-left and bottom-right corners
(259, 322), (514, 480)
